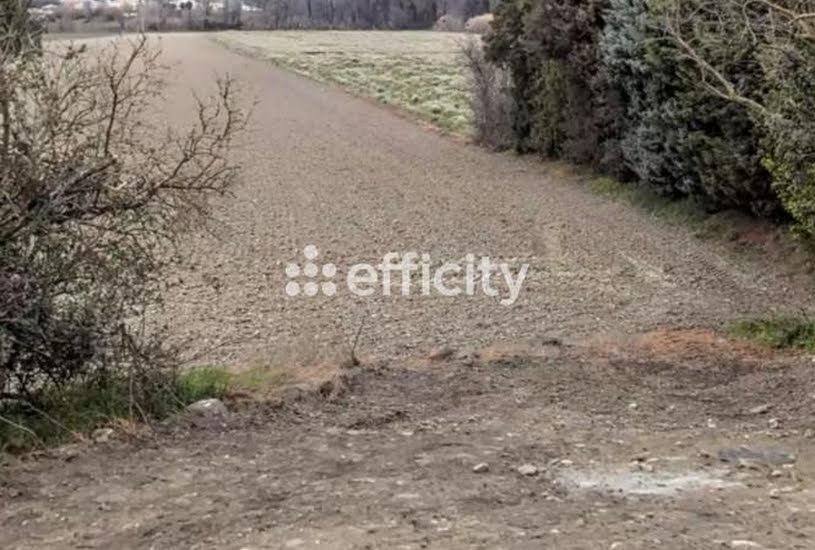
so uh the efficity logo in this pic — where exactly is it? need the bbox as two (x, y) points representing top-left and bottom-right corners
(284, 245), (529, 306)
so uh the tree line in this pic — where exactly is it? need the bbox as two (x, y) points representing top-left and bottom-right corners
(245, 0), (492, 29)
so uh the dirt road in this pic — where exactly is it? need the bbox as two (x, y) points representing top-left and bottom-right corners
(3, 333), (815, 549)
(2, 34), (815, 549)
(139, 35), (810, 368)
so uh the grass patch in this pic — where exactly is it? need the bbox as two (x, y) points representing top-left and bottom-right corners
(213, 31), (473, 136)
(0, 363), (295, 453)
(591, 177), (710, 226)
(589, 176), (754, 240)
(731, 317), (815, 351)
(174, 366), (231, 403)
(230, 364), (291, 394)
(0, 367), (232, 454)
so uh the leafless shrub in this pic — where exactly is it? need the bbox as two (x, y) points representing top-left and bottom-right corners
(0, 34), (246, 402)
(461, 37), (515, 150)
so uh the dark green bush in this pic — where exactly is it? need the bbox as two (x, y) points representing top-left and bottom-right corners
(761, 36), (815, 237)
(486, 0), (627, 174)
(485, 0), (789, 220)
(601, 0), (779, 214)
(600, 0), (688, 194)
(485, 0), (534, 150)
(529, 59), (568, 158)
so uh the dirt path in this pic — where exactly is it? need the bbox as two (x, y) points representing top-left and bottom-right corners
(140, 34), (811, 368)
(3, 333), (815, 549)
(2, 35), (815, 549)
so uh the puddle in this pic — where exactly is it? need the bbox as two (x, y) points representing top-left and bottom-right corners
(557, 468), (741, 497)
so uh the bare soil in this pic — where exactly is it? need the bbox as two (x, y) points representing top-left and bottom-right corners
(2, 35), (815, 549)
(148, 36), (813, 369)
(3, 333), (815, 549)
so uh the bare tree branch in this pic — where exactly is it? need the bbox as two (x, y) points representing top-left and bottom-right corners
(0, 34), (247, 398)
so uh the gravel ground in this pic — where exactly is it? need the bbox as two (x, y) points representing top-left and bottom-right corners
(3, 332), (815, 549)
(146, 34), (813, 370)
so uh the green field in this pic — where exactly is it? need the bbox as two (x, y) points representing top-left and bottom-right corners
(214, 31), (474, 136)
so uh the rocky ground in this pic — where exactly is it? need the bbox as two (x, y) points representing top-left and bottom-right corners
(1, 34), (814, 549)
(2, 330), (815, 549)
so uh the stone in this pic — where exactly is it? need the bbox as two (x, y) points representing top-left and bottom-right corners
(473, 462), (490, 473)
(56, 445), (81, 462)
(91, 428), (114, 443)
(186, 398), (228, 419)
(517, 464), (539, 476)
(718, 446), (796, 466)
(730, 541), (763, 549)
(748, 404), (772, 415)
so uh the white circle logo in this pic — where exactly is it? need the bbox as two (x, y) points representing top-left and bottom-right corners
(284, 245), (337, 298)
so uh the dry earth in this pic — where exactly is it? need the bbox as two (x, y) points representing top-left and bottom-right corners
(3, 333), (815, 549)
(2, 34), (815, 549)
(148, 35), (813, 370)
